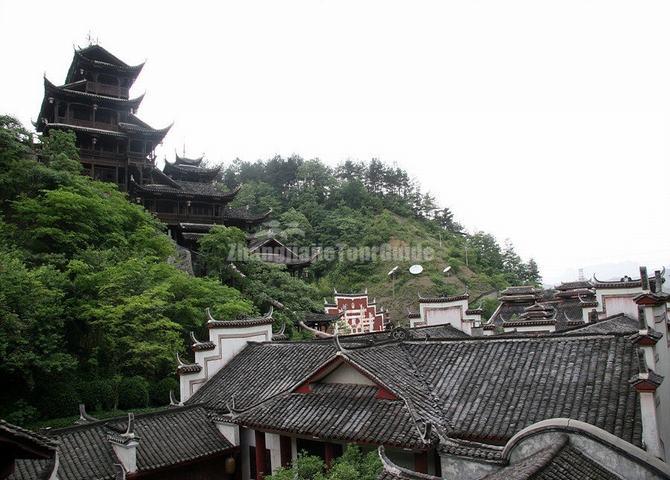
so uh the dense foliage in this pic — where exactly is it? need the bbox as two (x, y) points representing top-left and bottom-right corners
(266, 445), (381, 480)
(0, 116), (254, 425)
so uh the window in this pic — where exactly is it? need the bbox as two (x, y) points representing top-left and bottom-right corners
(130, 140), (143, 153)
(93, 166), (116, 183)
(71, 104), (90, 121)
(96, 108), (114, 124)
(156, 200), (175, 214)
(98, 74), (117, 86)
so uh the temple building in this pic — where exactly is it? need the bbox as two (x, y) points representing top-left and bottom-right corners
(129, 152), (271, 248)
(36, 44), (316, 271)
(35, 45), (171, 191)
(323, 289), (389, 334)
(408, 266), (665, 336)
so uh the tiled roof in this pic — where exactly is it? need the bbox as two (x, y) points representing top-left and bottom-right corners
(163, 160), (221, 181)
(560, 314), (639, 335)
(186, 342), (336, 411)
(303, 311), (341, 324)
(418, 293), (469, 303)
(222, 206), (272, 222)
(481, 435), (618, 480)
(592, 278), (642, 289)
(555, 281), (593, 291)
(11, 406), (232, 480)
(2, 420), (58, 480)
(405, 335), (641, 445)
(43, 77), (144, 107)
(235, 383), (428, 449)
(134, 177), (240, 199)
(0, 419), (58, 453)
(188, 332), (641, 450)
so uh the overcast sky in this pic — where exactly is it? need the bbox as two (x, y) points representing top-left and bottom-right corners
(2, 0), (669, 283)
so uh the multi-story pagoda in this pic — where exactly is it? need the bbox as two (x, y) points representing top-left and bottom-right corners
(130, 152), (272, 247)
(35, 44), (171, 191)
(36, 44), (317, 271)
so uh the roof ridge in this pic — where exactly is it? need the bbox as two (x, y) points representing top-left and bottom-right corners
(398, 343), (455, 438)
(46, 404), (203, 434)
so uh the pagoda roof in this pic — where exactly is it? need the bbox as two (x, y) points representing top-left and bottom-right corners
(66, 45), (145, 84)
(41, 121), (127, 138)
(130, 176), (241, 201)
(118, 120), (172, 139)
(175, 152), (204, 166)
(222, 206), (272, 223)
(42, 76), (145, 108)
(163, 160), (221, 181)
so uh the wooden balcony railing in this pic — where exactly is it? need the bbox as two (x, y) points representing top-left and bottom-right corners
(153, 212), (225, 225)
(55, 116), (119, 132)
(85, 82), (129, 99)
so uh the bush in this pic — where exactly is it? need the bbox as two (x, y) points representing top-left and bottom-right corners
(149, 377), (179, 406)
(3, 400), (39, 427)
(117, 376), (149, 410)
(36, 382), (79, 419)
(78, 379), (115, 412)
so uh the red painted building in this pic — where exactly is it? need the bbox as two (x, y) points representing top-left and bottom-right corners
(324, 289), (387, 334)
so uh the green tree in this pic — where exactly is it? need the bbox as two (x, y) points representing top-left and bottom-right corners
(266, 445), (381, 480)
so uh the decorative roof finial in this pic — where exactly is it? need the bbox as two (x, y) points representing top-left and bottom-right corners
(123, 413), (135, 438)
(225, 395), (240, 417)
(334, 331), (348, 354)
(176, 352), (187, 367)
(298, 320), (333, 338)
(169, 390), (181, 407)
(76, 404), (99, 424)
(418, 421), (433, 444)
(274, 320), (286, 336)
(206, 307), (216, 323)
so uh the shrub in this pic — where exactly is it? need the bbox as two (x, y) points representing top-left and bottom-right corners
(36, 382), (79, 419)
(3, 400), (39, 427)
(149, 377), (179, 406)
(117, 376), (149, 410)
(78, 379), (115, 412)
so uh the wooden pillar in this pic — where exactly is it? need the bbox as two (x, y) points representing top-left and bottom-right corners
(324, 442), (335, 468)
(279, 435), (292, 468)
(414, 451), (428, 474)
(254, 430), (266, 480)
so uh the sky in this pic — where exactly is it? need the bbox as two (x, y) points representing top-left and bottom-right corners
(1, 0), (669, 283)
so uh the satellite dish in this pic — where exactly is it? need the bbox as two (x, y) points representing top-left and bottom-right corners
(443, 266), (452, 274)
(409, 264), (424, 275)
(388, 266), (399, 276)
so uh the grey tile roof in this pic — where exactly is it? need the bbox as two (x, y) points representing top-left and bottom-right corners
(481, 435), (619, 480)
(189, 332), (642, 450)
(560, 313), (639, 335)
(186, 342), (336, 411)
(10, 406), (232, 480)
(303, 311), (341, 324)
(0, 419), (58, 453)
(235, 383), (428, 449)
(405, 335), (641, 445)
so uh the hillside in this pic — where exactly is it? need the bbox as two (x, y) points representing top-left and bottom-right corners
(219, 156), (541, 322)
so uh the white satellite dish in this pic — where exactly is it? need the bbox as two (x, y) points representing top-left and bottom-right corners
(443, 266), (452, 274)
(388, 266), (399, 276)
(409, 264), (424, 275)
